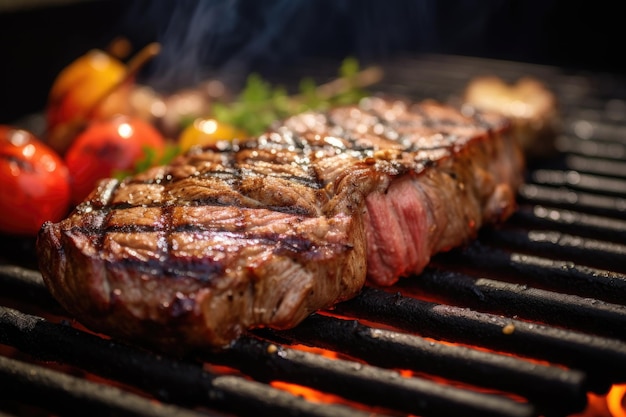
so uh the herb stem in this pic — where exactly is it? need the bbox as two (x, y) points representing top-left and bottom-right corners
(296, 65), (384, 102)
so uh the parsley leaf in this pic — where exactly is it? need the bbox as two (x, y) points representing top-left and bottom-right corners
(214, 57), (378, 136)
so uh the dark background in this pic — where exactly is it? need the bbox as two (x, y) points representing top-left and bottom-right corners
(0, 0), (623, 124)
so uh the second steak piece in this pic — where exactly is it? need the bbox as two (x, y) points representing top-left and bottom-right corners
(37, 97), (524, 350)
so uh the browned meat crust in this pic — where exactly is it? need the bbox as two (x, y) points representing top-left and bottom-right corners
(37, 97), (524, 351)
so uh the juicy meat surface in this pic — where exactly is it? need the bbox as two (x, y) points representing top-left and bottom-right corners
(37, 97), (524, 351)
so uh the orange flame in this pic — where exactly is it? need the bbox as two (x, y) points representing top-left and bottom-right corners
(570, 384), (626, 417)
(607, 384), (626, 417)
(270, 381), (348, 404)
(270, 380), (417, 416)
(290, 344), (340, 359)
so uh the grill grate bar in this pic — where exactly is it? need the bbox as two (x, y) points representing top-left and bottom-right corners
(565, 155), (626, 178)
(0, 307), (373, 417)
(518, 183), (626, 217)
(0, 265), (58, 311)
(210, 375), (376, 417)
(566, 119), (626, 143)
(437, 241), (626, 304)
(334, 288), (626, 385)
(396, 268), (626, 342)
(555, 135), (626, 159)
(508, 205), (626, 243)
(480, 228), (626, 274)
(0, 355), (214, 417)
(563, 99), (625, 117)
(269, 314), (587, 415)
(209, 336), (536, 417)
(565, 105), (626, 124)
(531, 169), (626, 196)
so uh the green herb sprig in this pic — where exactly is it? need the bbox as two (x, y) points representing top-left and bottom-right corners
(213, 57), (383, 136)
(113, 143), (180, 180)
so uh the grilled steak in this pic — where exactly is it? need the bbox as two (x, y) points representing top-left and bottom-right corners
(37, 97), (524, 351)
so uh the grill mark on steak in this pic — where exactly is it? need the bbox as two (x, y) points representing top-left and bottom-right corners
(89, 182), (119, 255)
(108, 257), (226, 282)
(72, 221), (351, 251)
(37, 97), (523, 351)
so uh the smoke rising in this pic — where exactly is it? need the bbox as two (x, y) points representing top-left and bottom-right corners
(117, 0), (572, 93)
(118, 0), (445, 92)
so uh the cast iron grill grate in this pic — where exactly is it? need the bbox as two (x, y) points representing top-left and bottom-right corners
(1, 54), (626, 417)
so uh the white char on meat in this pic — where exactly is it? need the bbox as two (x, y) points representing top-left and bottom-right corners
(36, 97), (524, 351)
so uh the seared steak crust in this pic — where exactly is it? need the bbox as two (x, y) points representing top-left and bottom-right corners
(37, 97), (523, 350)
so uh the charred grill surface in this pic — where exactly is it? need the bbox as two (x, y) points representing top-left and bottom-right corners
(36, 97), (522, 350)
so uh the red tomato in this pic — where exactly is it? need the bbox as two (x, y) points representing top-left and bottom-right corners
(65, 115), (166, 204)
(0, 126), (71, 235)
